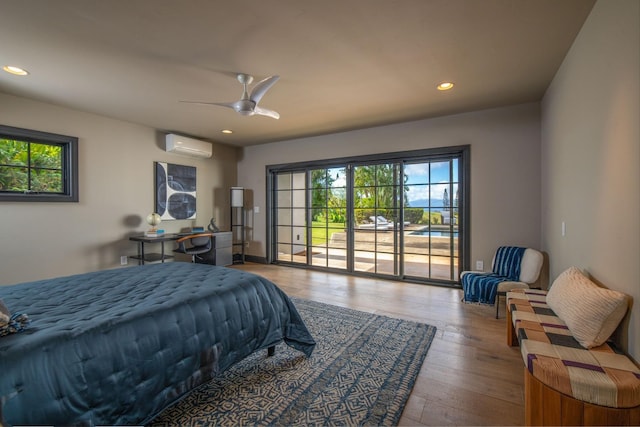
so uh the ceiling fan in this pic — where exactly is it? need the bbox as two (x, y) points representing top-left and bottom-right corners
(181, 73), (280, 119)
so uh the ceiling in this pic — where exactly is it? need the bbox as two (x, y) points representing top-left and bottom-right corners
(0, 0), (595, 147)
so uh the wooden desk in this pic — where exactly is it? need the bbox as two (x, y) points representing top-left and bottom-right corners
(129, 232), (233, 266)
(129, 233), (180, 265)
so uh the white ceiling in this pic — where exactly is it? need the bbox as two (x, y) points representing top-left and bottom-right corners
(0, 0), (595, 147)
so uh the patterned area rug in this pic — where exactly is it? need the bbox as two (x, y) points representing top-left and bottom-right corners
(150, 298), (436, 426)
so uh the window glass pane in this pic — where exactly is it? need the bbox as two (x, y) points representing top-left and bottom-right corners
(311, 250), (327, 267)
(376, 187), (398, 208)
(0, 139), (28, 166)
(277, 190), (291, 208)
(353, 165), (375, 187)
(292, 189), (305, 207)
(276, 247), (292, 262)
(0, 166), (28, 191)
(328, 167), (346, 189)
(310, 169), (327, 187)
(311, 227), (327, 246)
(326, 231), (345, 250)
(31, 143), (62, 169)
(32, 169), (63, 193)
(292, 226), (306, 245)
(276, 227), (293, 245)
(353, 187), (374, 208)
(354, 250), (374, 272)
(277, 173), (291, 190)
(327, 208), (346, 226)
(430, 161), (450, 183)
(376, 164), (395, 185)
(354, 208), (374, 226)
(291, 172), (306, 189)
(277, 208), (292, 226)
(406, 184), (427, 206)
(430, 183), (448, 208)
(311, 208), (327, 225)
(310, 188), (326, 207)
(291, 207), (306, 226)
(404, 163), (428, 185)
(328, 249), (347, 269)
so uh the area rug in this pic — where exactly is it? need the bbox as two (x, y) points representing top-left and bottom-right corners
(149, 298), (436, 426)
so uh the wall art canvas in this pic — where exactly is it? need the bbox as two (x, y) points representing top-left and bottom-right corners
(155, 162), (196, 220)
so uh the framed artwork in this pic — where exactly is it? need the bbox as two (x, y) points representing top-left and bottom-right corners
(155, 162), (196, 220)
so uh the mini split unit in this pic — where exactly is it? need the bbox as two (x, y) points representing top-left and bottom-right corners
(165, 134), (212, 158)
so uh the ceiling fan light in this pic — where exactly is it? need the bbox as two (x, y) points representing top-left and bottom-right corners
(437, 82), (454, 91)
(221, 129), (233, 134)
(3, 65), (29, 76)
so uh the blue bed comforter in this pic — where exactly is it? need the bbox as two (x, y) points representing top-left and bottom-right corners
(0, 263), (315, 425)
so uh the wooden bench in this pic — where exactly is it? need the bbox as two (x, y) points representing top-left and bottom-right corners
(507, 288), (640, 425)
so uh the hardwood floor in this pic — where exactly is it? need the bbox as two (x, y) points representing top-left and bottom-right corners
(233, 263), (525, 426)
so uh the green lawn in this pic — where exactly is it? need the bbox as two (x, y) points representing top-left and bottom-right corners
(311, 221), (345, 245)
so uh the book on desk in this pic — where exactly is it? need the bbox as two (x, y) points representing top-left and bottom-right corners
(144, 229), (165, 238)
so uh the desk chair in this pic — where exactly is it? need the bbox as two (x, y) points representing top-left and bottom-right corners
(173, 233), (213, 263)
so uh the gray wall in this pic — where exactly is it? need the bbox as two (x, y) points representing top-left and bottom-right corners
(541, 0), (639, 360)
(0, 93), (238, 285)
(237, 102), (542, 275)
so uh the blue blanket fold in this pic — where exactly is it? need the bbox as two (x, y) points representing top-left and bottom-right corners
(462, 246), (525, 304)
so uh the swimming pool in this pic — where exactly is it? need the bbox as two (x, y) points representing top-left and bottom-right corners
(409, 230), (458, 237)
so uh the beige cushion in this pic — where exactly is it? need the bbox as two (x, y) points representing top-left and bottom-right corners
(546, 267), (628, 348)
(519, 248), (543, 283)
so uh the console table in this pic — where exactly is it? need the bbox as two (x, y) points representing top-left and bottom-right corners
(129, 232), (233, 266)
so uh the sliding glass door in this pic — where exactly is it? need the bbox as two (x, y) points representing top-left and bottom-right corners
(352, 162), (401, 276)
(309, 167), (348, 270)
(402, 159), (459, 281)
(268, 146), (468, 285)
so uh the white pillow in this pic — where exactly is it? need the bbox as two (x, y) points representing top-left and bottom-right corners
(546, 267), (628, 348)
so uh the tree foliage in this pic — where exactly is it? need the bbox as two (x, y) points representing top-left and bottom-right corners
(0, 138), (63, 193)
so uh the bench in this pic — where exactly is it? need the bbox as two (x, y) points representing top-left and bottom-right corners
(506, 267), (640, 425)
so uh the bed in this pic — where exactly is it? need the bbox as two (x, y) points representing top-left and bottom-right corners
(0, 262), (315, 425)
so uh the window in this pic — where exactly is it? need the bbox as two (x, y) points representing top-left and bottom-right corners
(0, 125), (78, 202)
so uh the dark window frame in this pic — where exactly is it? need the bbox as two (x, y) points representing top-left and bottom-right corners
(0, 125), (79, 202)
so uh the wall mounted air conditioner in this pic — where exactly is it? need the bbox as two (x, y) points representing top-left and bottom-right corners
(165, 133), (212, 158)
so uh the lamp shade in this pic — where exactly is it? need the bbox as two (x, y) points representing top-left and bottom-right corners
(231, 187), (244, 207)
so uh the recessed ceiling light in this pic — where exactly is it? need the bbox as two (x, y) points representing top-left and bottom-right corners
(437, 82), (454, 91)
(3, 65), (29, 76)
(221, 129), (233, 134)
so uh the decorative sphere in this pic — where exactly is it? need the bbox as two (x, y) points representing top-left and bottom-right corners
(146, 213), (161, 227)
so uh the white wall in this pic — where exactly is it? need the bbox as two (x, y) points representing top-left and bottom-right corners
(0, 93), (238, 285)
(541, 0), (639, 359)
(238, 102), (542, 274)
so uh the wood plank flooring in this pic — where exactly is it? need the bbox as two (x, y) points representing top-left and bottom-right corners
(232, 263), (525, 426)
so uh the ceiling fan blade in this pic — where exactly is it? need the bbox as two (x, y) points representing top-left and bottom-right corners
(249, 75), (280, 105)
(179, 101), (236, 109)
(253, 106), (280, 120)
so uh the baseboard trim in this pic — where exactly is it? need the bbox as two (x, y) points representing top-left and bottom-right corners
(245, 255), (268, 264)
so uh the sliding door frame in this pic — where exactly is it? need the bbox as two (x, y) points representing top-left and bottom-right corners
(266, 145), (470, 286)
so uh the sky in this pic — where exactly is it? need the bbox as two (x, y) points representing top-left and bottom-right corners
(327, 159), (459, 208)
